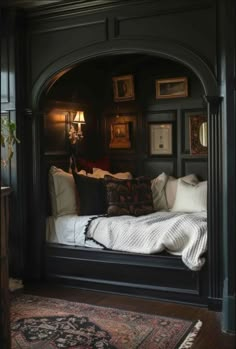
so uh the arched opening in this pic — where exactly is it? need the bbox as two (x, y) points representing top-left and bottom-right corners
(41, 53), (208, 177)
(29, 44), (221, 308)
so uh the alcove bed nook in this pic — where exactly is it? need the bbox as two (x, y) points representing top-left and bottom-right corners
(32, 51), (221, 310)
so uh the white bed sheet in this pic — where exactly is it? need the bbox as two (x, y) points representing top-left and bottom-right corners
(46, 215), (103, 249)
(46, 211), (207, 271)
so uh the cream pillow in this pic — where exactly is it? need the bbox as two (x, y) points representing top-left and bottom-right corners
(165, 174), (199, 209)
(48, 166), (78, 217)
(151, 172), (169, 211)
(171, 179), (207, 212)
(90, 167), (133, 179)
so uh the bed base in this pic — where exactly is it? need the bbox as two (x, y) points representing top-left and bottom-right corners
(44, 243), (208, 307)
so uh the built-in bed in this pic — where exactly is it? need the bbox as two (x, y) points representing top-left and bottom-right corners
(44, 165), (209, 307)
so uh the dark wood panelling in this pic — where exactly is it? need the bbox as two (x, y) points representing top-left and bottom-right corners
(109, 157), (138, 175)
(45, 244), (208, 306)
(205, 96), (223, 308)
(1, 13), (16, 109)
(143, 159), (176, 178)
(0, 188), (12, 349)
(146, 110), (177, 123)
(30, 20), (107, 82)
(44, 111), (69, 153)
(219, 0), (236, 334)
(182, 157), (208, 180)
(1, 36), (10, 104)
(116, 4), (216, 71)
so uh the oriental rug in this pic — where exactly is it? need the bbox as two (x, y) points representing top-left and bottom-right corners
(11, 294), (202, 349)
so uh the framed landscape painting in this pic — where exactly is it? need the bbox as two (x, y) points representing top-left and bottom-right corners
(156, 77), (188, 99)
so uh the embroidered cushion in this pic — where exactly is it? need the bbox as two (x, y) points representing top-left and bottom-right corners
(104, 176), (154, 217)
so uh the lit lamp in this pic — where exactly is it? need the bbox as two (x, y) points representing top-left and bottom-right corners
(68, 110), (85, 143)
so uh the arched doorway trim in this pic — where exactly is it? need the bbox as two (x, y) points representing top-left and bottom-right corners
(32, 38), (218, 108)
(30, 39), (222, 309)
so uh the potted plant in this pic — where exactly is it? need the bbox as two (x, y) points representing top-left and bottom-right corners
(1, 116), (20, 167)
(1, 117), (23, 296)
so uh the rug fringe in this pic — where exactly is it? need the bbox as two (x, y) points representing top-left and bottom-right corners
(178, 320), (202, 349)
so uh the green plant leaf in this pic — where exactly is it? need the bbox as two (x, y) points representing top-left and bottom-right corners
(1, 116), (20, 164)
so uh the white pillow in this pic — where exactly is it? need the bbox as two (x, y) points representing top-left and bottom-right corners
(171, 179), (207, 212)
(151, 172), (169, 211)
(90, 167), (133, 180)
(48, 166), (78, 217)
(165, 174), (199, 209)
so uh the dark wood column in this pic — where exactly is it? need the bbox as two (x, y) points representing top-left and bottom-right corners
(0, 187), (12, 349)
(26, 109), (45, 280)
(205, 96), (223, 310)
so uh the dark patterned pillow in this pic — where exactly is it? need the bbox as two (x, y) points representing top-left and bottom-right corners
(73, 172), (107, 215)
(104, 175), (154, 217)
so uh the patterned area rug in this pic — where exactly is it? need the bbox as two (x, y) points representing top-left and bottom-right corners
(11, 294), (202, 349)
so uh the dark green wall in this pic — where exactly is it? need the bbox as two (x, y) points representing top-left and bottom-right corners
(1, 0), (235, 332)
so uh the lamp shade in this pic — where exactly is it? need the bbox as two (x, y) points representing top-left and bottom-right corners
(74, 111), (85, 123)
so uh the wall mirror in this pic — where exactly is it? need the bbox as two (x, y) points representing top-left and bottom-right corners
(190, 116), (208, 154)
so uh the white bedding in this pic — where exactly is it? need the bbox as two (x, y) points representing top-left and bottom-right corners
(85, 211), (207, 271)
(46, 211), (207, 271)
(46, 215), (103, 249)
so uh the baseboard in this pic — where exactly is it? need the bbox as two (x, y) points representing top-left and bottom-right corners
(222, 294), (236, 334)
(207, 297), (222, 311)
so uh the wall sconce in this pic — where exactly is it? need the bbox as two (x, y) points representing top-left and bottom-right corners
(68, 111), (86, 143)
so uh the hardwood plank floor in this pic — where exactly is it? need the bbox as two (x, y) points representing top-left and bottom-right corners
(20, 282), (235, 349)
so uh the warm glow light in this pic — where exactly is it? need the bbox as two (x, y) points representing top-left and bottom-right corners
(69, 110), (85, 143)
(74, 111), (85, 123)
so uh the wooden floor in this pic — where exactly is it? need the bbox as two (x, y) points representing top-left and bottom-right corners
(23, 282), (235, 349)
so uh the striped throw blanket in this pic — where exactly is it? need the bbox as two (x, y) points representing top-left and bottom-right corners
(85, 211), (207, 271)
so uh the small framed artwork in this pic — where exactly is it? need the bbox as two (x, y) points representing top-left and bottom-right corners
(149, 123), (173, 155)
(112, 74), (135, 102)
(109, 123), (131, 149)
(190, 115), (208, 155)
(156, 77), (188, 99)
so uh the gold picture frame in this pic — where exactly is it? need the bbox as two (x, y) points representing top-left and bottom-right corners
(109, 123), (131, 149)
(190, 115), (208, 155)
(112, 74), (135, 102)
(156, 77), (188, 99)
(149, 123), (173, 155)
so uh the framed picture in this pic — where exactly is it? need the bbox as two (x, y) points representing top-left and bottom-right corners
(190, 115), (208, 155)
(156, 77), (188, 99)
(149, 123), (173, 155)
(112, 75), (135, 102)
(109, 123), (131, 149)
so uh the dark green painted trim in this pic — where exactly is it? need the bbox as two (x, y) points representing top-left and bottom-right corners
(222, 279), (236, 334)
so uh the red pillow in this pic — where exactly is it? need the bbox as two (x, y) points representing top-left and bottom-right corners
(77, 156), (110, 173)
